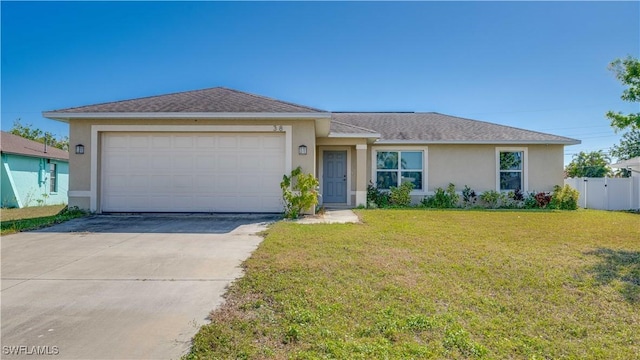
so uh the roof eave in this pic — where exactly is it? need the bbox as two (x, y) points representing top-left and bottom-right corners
(374, 139), (581, 145)
(42, 111), (332, 122)
(1, 150), (69, 161)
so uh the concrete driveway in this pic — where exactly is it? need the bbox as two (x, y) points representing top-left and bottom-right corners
(1, 214), (279, 359)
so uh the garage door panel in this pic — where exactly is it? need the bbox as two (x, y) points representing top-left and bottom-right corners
(129, 136), (150, 148)
(195, 155), (216, 169)
(218, 136), (237, 148)
(129, 155), (150, 169)
(217, 175), (238, 192)
(102, 132), (285, 212)
(129, 175), (149, 188)
(218, 154), (238, 170)
(173, 175), (193, 190)
(196, 136), (216, 148)
(174, 136), (194, 148)
(152, 136), (172, 148)
(238, 156), (261, 170)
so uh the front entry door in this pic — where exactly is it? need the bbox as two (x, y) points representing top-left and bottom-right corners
(323, 151), (347, 203)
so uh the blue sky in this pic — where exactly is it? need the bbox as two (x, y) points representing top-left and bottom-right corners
(2, 1), (639, 165)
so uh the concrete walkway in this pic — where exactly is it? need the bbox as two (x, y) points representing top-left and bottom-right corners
(1, 214), (278, 360)
(294, 209), (360, 224)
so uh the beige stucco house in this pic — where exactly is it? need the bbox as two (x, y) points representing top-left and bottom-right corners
(43, 87), (580, 213)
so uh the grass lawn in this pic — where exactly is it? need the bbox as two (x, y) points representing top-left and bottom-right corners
(0, 205), (87, 235)
(186, 210), (639, 359)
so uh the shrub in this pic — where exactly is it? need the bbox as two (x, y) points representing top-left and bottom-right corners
(367, 181), (390, 208)
(524, 192), (539, 209)
(479, 190), (501, 209)
(389, 182), (414, 207)
(422, 183), (459, 208)
(461, 185), (477, 207)
(534, 192), (552, 208)
(551, 184), (580, 210)
(280, 167), (319, 219)
(511, 188), (524, 201)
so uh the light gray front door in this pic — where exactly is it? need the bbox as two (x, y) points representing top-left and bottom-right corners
(323, 151), (347, 203)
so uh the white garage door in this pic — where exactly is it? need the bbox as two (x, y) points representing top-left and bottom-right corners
(101, 132), (286, 212)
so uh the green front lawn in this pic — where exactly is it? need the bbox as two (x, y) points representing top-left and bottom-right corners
(186, 210), (640, 359)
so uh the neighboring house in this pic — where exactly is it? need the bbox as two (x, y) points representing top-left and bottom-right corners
(43, 87), (580, 213)
(611, 156), (640, 175)
(1, 131), (69, 208)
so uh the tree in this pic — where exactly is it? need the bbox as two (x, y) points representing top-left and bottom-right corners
(610, 128), (640, 177)
(606, 56), (640, 131)
(610, 128), (640, 161)
(10, 119), (69, 151)
(565, 151), (611, 178)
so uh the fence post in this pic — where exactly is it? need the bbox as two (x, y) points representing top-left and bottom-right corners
(583, 178), (588, 209)
(605, 177), (609, 210)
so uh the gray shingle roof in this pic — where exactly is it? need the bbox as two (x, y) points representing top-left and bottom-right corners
(1, 131), (69, 161)
(329, 120), (380, 136)
(43, 87), (579, 145)
(46, 87), (326, 114)
(331, 112), (580, 144)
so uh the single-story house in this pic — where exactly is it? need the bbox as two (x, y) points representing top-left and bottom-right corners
(1, 131), (69, 208)
(43, 87), (580, 213)
(611, 156), (640, 175)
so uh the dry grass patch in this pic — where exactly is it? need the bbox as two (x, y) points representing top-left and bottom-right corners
(0, 204), (67, 221)
(185, 210), (640, 359)
(1, 205), (86, 235)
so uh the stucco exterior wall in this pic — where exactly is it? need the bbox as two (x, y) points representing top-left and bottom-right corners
(428, 143), (564, 193)
(1, 153), (68, 208)
(428, 145), (496, 192)
(527, 144), (565, 192)
(67, 118), (317, 211)
(368, 143), (565, 203)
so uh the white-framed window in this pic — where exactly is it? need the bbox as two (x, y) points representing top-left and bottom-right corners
(49, 163), (58, 193)
(375, 150), (425, 191)
(496, 147), (528, 192)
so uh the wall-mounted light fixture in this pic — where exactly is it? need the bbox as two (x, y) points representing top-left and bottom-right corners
(298, 145), (307, 156)
(75, 144), (85, 155)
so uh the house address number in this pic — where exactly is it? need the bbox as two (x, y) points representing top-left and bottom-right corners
(273, 125), (284, 132)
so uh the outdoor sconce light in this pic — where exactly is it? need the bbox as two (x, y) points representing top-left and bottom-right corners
(298, 145), (307, 155)
(75, 144), (85, 155)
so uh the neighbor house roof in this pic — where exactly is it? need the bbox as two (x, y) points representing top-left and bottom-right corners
(331, 112), (580, 145)
(0, 131), (69, 161)
(611, 156), (640, 171)
(43, 87), (330, 120)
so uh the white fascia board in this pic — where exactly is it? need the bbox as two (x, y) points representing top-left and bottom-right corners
(374, 139), (581, 145)
(42, 112), (331, 122)
(328, 132), (381, 138)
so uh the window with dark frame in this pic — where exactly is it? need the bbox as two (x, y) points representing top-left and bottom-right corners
(49, 163), (57, 193)
(376, 151), (423, 190)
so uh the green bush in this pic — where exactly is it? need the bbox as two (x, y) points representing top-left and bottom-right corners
(422, 183), (459, 208)
(367, 181), (390, 208)
(479, 190), (501, 209)
(551, 184), (580, 210)
(389, 182), (414, 207)
(280, 167), (319, 219)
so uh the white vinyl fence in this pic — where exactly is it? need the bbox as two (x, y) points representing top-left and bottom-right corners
(565, 176), (640, 210)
